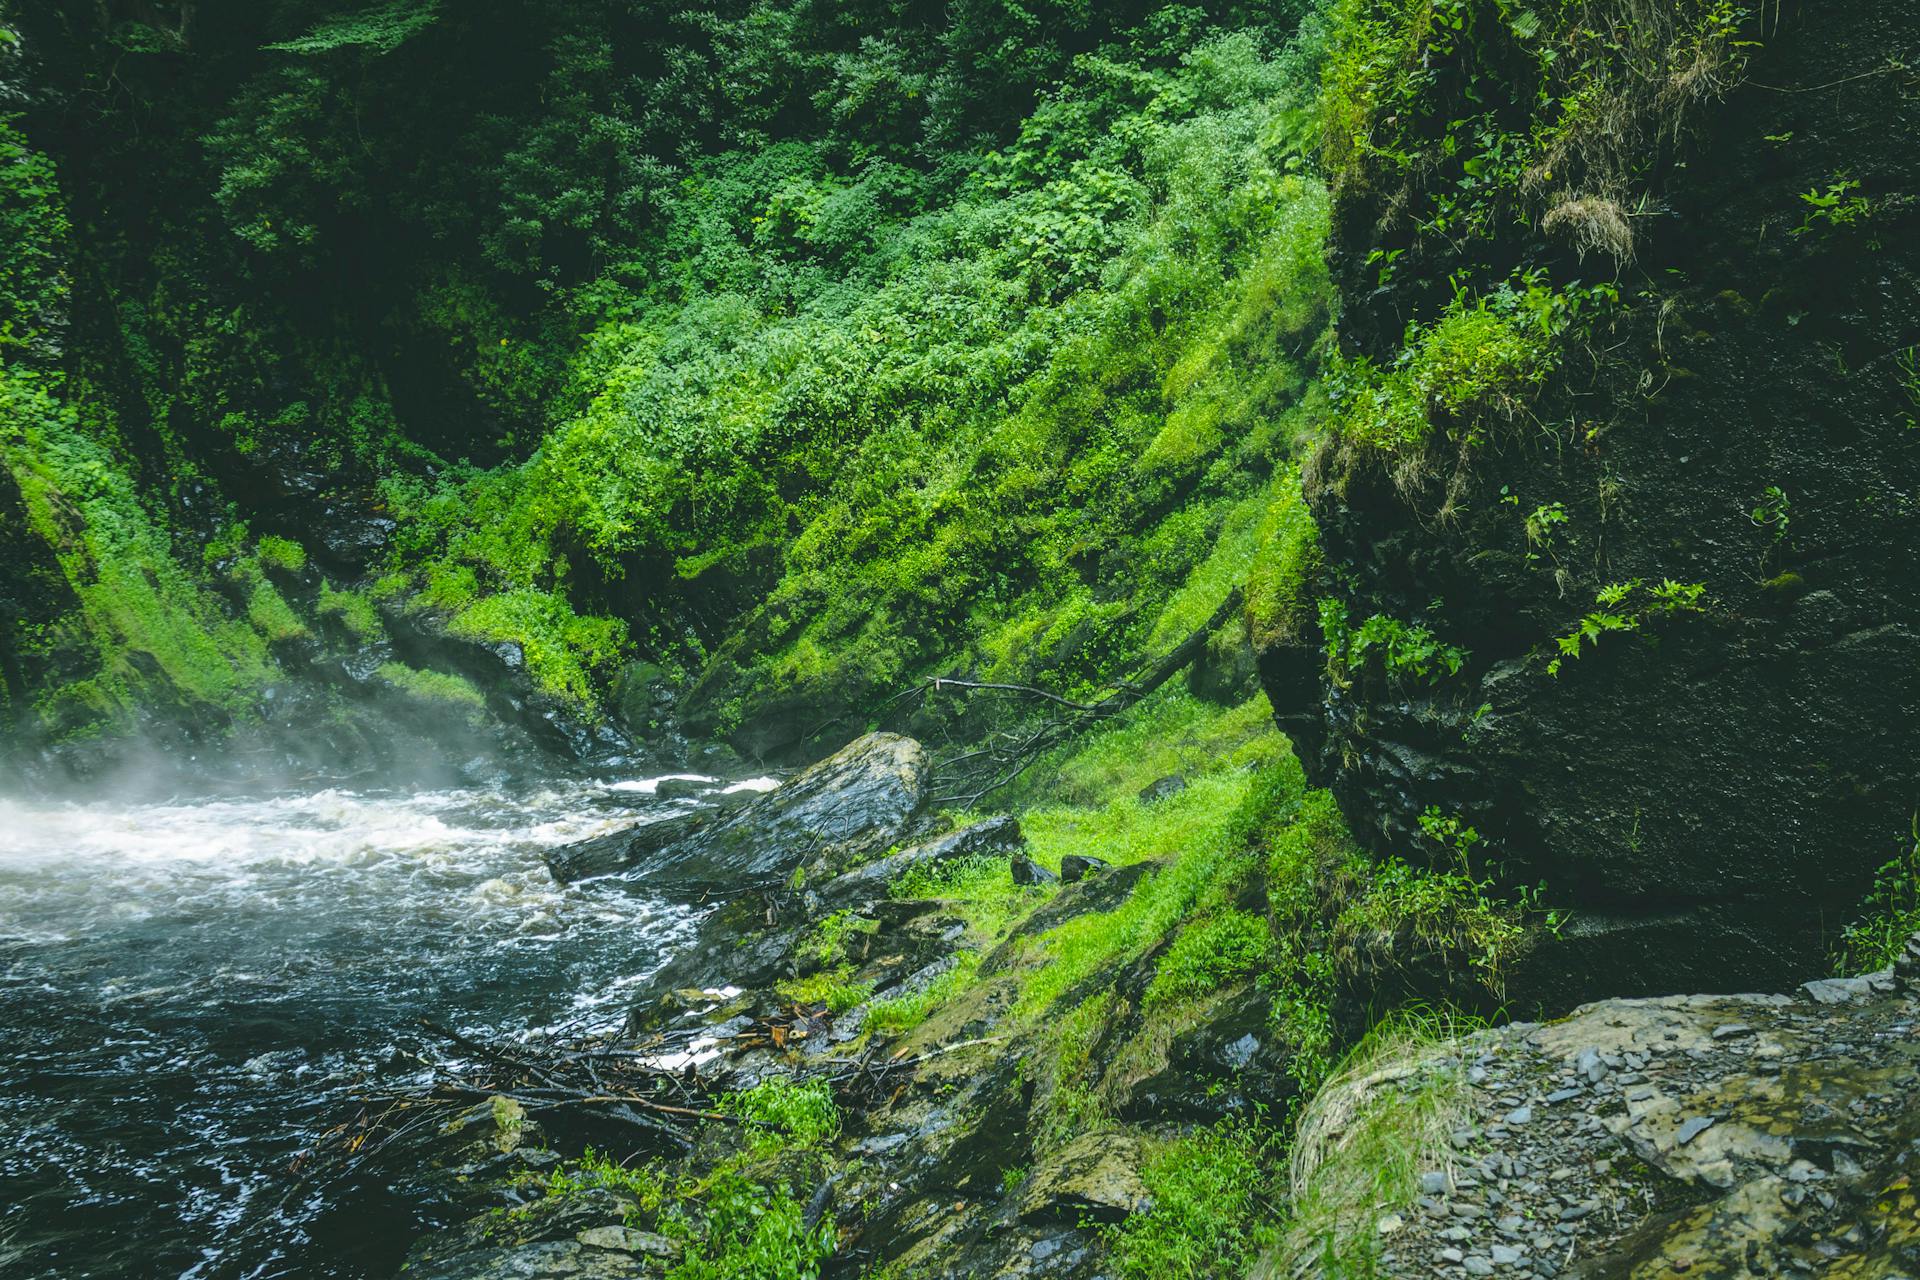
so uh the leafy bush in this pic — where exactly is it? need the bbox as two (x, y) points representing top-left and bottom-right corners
(1833, 818), (1920, 975)
(720, 1078), (841, 1151)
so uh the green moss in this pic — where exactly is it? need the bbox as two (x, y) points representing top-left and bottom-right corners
(1243, 468), (1322, 649)
(1760, 571), (1807, 602)
(1329, 299), (1552, 455)
(316, 580), (383, 640)
(246, 579), (310, 642)
(1104, 1121), (1280, 1279)
(865, 953), (980, 1037)
(446, 588), (626, 711)
(255, 535), (307, 574)
(1144, 909), (1271, 1011)
(374, 661), (486, 710)
(777, 967), (874, 1015)
(0, 369), (276, 733)
(1029, 991), (1117, 1154)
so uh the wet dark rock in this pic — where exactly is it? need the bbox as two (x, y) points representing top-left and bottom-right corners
(542, 811), (709, 885)
(401, 1183), (671, 1280)
(1117, 984), (1298, 1123)
(1256, 0), (1920, 1003)
(814, 815), (1024, 909)
(1895, 932), (1920, 991)
(1059, 854), (1110, 883)
(1017, 1132), (1153, 1225)
(984, 861), (1158, 974)
(1137, 774), (1188, 805)
(652, 777), (716, 802)
(545, 733), (927, 892)
(1010, 854), (1059, 886)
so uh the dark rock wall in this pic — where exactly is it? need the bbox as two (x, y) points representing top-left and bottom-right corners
(1262, 1), (1920, 1001)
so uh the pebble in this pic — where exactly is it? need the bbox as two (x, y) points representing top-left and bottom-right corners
(1420, 1171), (1449, 1195)
(1465, 1256), (1495, 1276)
(1491, 1244), (1526, 1265)
(1504, 1106), (1533, 1125)
(1439, 1248), (1466, 1264)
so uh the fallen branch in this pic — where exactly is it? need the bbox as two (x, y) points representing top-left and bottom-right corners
(910, 588), (1244, 807)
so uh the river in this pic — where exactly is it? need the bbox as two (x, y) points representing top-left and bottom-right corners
(0, 775), (759, 1279)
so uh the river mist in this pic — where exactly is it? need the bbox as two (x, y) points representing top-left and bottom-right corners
(0, 778), (730, 1279)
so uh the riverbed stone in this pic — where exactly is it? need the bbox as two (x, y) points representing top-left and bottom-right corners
(545, 732), (927, 889)
(1018, 1131), (1154, 1225)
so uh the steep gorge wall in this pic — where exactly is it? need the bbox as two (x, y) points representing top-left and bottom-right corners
(1261, 0), (1920, 1001)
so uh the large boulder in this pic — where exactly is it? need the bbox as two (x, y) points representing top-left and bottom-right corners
(545, 732), (929, 894)
(1273, 961), (1920, 1278)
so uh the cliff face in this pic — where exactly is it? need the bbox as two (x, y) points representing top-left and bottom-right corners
(1261, 0), (1920, 1002)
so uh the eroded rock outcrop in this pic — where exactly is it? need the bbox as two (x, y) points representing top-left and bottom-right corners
(1258, 0), (1920, 1001)
(544, 732), (928, 891)
(1280, 959), (1920, 1279)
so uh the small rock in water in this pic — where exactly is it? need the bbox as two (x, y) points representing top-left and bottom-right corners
(653, 776), (715, 801)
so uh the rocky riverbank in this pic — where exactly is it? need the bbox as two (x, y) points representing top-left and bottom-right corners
(1279, 957), (1920, 1278)
(385, 729), (1920, 1279)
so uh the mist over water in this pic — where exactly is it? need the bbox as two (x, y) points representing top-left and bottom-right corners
(0, 778), (721, 1279)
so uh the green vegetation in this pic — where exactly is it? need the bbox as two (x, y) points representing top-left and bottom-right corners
(540, 1146), (667, 1211)
(778, 966), (874, 1015)
(1319, 599), (1467, 688)
(1833, 817), (1920, 975)
(2, 2), (1344, 743)
(1104, 1122), (1280, 1278)
(1546, 577), (1708, 676)
(719, 1078), (840, 1152)
(255, 536), (308, 574)
(315, 581), (383, 640)
(865, 954), (980, 1036)
(374, 662), (487, 711)
(1279, 1008), (1479, 1275)
(1144, 909), (1271, 1011)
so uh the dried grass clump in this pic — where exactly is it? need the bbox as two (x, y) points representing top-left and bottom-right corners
(1543, 194), (1636, 263)
(1265, 1008), (1481, 1278)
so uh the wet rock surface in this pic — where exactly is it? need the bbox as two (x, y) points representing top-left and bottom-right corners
(1258, 0), (1920, 1001)
(1337, 969), (1920, 1279)
(544, 732), (928, 891)
(401, 737), (1268, 1280)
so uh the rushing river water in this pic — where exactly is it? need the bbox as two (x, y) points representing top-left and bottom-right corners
(0, 776), (755, 1280)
